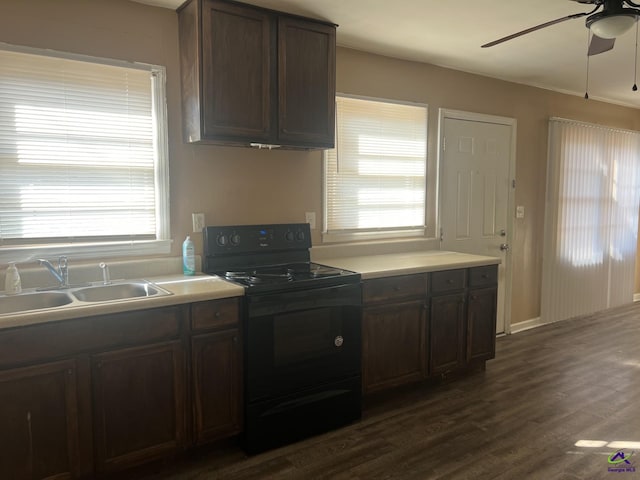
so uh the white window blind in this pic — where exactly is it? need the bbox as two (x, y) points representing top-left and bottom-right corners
(324, 95), (427, 241)
(541, 118), (640, 324)
(0, 46), (169, 259)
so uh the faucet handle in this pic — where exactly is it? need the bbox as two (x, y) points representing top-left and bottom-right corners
(58, 256), (68, 268)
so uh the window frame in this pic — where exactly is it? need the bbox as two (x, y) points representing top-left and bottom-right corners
(0, 43), (171, 264)
(322, 93), (429, 243)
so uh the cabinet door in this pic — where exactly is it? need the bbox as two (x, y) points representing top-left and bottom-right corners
(429, 293), (466, 375)
(467, 287), (497, 362)
(192, 329), (242, 444)
(277, 16), (336, 148)
(201, 0), (272, 141)
(0, 360), (79, 480)
(91, 341), (185, 473)
(362, 300), (426, 394)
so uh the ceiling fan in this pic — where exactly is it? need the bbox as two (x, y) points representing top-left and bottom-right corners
(482, 0), (640, 56)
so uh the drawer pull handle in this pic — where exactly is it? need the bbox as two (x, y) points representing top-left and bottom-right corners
(481, 274), (488, 279)
(447, 279), (454, 284)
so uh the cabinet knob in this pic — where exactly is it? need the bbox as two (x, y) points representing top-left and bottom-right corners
(447, 279), (454, 284)
(393, 285), (401, 292)
(471, 295), (478, 301)
(215, 311), (221, 318)
(232, 336), (238, 344)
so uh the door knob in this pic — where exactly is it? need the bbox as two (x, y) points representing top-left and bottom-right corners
(499, 243), (510, 251)
(499, 229), (506, 237)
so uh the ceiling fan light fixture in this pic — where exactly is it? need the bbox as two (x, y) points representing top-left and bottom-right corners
(588, 14), (637, 39)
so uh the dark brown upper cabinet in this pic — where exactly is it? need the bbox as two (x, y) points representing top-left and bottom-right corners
(178, 0), (336, 149)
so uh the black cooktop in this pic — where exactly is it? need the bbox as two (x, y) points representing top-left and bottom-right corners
(216, 261), (359, 293)
(203, 224), (360, 294)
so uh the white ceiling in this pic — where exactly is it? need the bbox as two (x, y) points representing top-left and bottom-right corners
(133, 0), (640, 109)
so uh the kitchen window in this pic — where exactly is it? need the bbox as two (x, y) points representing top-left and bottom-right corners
(323, 95), (427, 242)
(0, 44), (170, 262)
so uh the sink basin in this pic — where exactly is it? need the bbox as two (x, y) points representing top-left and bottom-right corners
(70, 282), (171, 303)
(0, 291), (74, 315)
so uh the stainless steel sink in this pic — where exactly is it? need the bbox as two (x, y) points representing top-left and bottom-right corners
(70, 282), (171, 303)
(0, 280), (172, 317)
(0, 291), (74, 315)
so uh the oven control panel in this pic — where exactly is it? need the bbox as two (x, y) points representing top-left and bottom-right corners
(203, 223), (312, 254)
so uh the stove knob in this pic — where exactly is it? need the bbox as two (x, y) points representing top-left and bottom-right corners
(334, 335), (344, 348)
(285, 231), (295, 242)
(296, 230), (305, 242)
(216, 234), (227, 247)
(230, 234), (241, 246)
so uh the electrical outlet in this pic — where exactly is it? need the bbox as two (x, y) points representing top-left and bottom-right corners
(305, 211), (316, 230)
(192, 212), (205, 233)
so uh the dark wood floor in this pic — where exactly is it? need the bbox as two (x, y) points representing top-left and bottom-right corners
(140, 303), (640, 479)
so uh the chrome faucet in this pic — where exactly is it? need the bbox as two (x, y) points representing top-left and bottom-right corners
(37, 256), (69, 288)
(99, 262), (111, 285)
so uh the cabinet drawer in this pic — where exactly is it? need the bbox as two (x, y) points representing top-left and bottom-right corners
(430, 269), (466, 294)
(363, 274), (427, 304)
(469, 265), (498, 288)
(191, 298), (240, 331)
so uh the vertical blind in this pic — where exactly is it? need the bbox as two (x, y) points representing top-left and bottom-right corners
(0, 47), (161, 244)
(541, 118), (640, 324)
(324, 95), (427, 239)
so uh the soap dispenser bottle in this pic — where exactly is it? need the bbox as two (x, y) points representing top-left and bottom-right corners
(182, 236), (196, 276)
(4, 262), (22, 295)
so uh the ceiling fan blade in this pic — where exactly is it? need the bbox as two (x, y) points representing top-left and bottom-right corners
(481, 12), (591, 48)
(588, 34), (615, 55)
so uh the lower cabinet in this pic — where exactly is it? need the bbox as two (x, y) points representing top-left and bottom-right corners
(91, 341), (186, 473)
(190, 298), (243, 445)
(467, 286), (498, 362)
(0, 305), (186, 478)
(362, 300), (426, 394)
(0, 300), (244, 479)
(429, 292), (466, 375)
(362, 265), (498, 395)
(191, 329), (242, 444)
(0, 359), (80, 480)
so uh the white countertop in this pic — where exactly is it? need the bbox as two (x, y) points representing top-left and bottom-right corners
(0, 273), (244, 330)
(1, 250), (499, 330)
(318, 251), (500, 279)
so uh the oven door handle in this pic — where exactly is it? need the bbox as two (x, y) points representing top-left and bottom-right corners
(247, 283), (361, 317)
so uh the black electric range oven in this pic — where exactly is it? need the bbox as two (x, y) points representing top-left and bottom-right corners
(203, 223), (362, 454)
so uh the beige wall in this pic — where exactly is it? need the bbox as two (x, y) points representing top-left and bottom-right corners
(2, 0), (640, 326)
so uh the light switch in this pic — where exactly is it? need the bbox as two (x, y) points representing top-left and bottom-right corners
(192, 212), (205, 232)
(305, 212), (316, 230)
(516, 206), (525, 219)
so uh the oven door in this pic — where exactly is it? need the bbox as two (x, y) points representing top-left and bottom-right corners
(245, 282), (362, 402)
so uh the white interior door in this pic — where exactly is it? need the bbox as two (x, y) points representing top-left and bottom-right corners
(439, 111), (515, 334)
